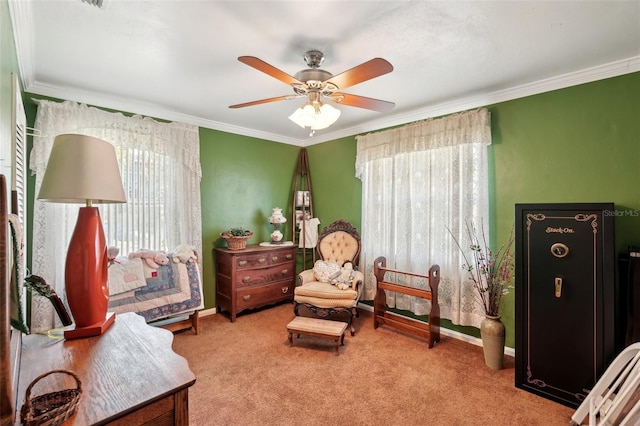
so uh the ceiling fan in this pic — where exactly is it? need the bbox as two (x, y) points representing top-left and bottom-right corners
(229, 50), (395, 127)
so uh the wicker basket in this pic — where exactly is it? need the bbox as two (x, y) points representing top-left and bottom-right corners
(21, 370), (82, 426)
(221, 232), (253, 250)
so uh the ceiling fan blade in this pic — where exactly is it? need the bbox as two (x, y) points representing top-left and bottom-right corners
(238, 56), (302, 86)
(330, 93), (395, 112)
(229, 95), (300, 109)
(325, 58), (393, 90)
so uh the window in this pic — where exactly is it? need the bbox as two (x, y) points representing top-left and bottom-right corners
(356, 108), (491, 327)
(29, 100), (202, 332)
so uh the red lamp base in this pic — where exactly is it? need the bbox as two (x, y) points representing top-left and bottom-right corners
(64, 312), (116, 340)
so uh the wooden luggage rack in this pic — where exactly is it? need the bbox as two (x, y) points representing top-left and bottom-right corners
(373, 256), (441, 348)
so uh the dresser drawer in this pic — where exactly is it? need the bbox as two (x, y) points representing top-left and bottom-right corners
(235, 252), (270, 270)
(235, 263), (295, 288)
(265, 250), (294, 265)
(236, 280), (294, 310)
(235, 250), (294, 270)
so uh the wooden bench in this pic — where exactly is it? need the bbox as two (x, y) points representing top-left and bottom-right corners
(286, 316), (348, 356)
(373, 256), (441, 348)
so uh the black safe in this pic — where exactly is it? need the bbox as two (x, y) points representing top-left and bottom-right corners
(515, 203), (616, 408)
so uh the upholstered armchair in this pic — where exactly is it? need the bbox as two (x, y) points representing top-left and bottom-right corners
(293, 220), (363, 335)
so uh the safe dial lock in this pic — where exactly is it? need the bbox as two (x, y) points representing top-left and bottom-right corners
(550, 242), (569, 258)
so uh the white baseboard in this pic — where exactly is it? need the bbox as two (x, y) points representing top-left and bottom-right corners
(357, 303), (515, 357)
(199, 307), (217, 318)
(198, 304), (515, 357)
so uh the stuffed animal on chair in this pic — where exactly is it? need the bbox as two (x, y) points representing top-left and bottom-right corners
(331, 261), (356, 290)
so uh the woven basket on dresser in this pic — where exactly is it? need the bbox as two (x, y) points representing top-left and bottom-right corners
(20, 369), (82, 426)
(220, 232), (253, 250)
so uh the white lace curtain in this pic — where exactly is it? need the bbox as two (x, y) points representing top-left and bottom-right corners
(29, 100), (202, 332)
(355, 108), (491, 327)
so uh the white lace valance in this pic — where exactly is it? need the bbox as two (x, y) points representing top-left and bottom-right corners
(355, 108), (491, 178)
(30, 100), (202, 178)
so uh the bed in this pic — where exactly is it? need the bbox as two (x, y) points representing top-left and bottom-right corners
(107, 252), (203, 334)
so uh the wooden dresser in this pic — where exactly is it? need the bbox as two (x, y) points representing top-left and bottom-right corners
(215, 244), (296, 321)
(14, 312), (195, 425)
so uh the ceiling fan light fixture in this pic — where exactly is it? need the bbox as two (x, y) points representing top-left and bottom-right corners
(288, 102), (340, 131)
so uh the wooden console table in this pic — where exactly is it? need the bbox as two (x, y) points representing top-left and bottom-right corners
(14, 312), (195, 425)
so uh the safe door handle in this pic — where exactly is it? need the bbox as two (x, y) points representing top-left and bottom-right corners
(555, 277), (562, 298)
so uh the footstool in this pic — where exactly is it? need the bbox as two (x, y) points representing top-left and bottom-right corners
(286, 316), (348, 356)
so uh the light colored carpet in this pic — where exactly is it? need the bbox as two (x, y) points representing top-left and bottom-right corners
(173, 303), (574, 425)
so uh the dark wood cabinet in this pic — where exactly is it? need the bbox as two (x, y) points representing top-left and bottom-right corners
(515, 203), (616, 408)
(215, 244), (296, 321)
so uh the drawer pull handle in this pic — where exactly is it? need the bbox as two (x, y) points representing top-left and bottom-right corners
(243, 294), (251, 301)
(238, 260), (248, 266)
(281, 287), (288, 294)
(281, 269), (288, 275)
(258, 258), (267, 263)
(272, 256), (279, 261)
(285, 254), (293, 260)
(242, 276), (251, 283)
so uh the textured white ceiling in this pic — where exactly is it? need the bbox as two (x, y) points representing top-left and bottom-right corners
(9, 0), (640, 145)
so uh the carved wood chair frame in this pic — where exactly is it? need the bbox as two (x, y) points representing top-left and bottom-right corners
(294, 219), (362, 335)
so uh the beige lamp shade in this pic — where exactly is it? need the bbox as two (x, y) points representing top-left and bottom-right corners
(38, 134), (126, 204)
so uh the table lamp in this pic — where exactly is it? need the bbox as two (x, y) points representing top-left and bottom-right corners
(38, 134), (126, 339)
(268, 207), (287, 244)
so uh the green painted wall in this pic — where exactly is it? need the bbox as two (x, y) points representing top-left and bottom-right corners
(199, 129), (300, 309)
(306, 136), (362, 229)
(489, 72), (640, 347)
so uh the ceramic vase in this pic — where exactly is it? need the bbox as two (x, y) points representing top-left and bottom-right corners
(65, 207), (109, 327)
(480, 315), (506, 370)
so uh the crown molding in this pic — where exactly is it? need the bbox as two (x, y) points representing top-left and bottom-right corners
(24, 80), (307, 146)
(8, 0), (35, 91)
(305, 56), (640, 146)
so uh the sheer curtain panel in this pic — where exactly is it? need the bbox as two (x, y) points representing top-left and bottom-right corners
(29, 100), (202, 332)
(355, 108), (491, 327)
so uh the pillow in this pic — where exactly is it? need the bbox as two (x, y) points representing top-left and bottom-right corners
(312, 260), (341, 283)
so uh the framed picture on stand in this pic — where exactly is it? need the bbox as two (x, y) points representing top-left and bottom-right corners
(295, 191), (310, 207)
